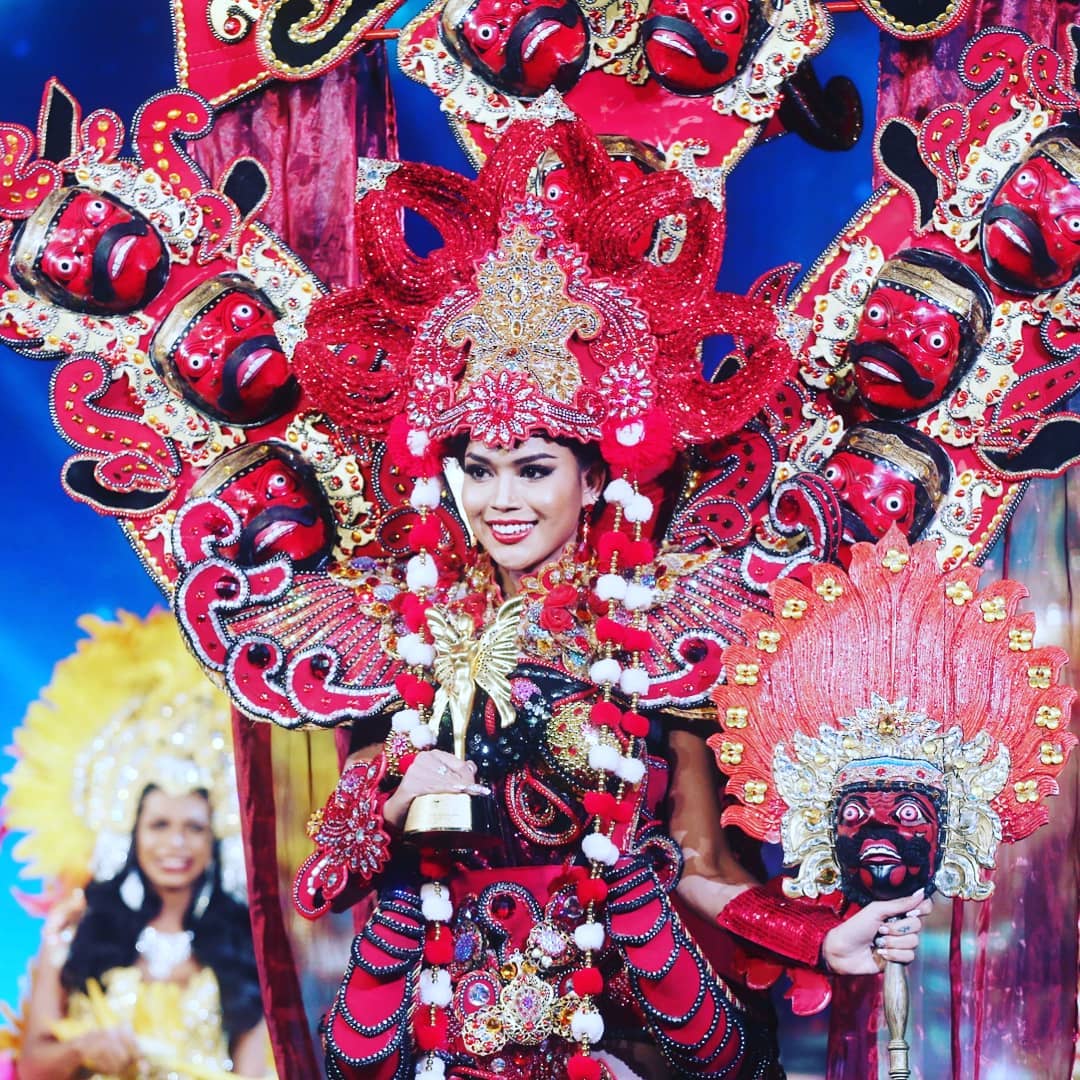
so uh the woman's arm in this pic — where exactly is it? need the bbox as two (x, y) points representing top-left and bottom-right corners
(666, 729), (932, 975)
(229, 1019), (270, 1077)
(19, 944), (137, 1080)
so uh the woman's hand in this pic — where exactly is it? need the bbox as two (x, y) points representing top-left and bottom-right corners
(72, 1027), (139, 1076)
(822, 889), (933, 975)
(382, 750), (490, 829)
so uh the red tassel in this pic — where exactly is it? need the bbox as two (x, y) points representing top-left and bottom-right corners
(595, 616), (626, 646)
(572, 966), (604, 996)
(622, 627), (655, 654)
(583, 791), (617, 819)
(596, 531), (630, 568)
(397, 593), (431, 634)
(611, 797), (635, 824)
(567, 1053), (603, 1080)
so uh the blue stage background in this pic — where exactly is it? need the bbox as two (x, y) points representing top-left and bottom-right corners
(0, 0), (880, 1048)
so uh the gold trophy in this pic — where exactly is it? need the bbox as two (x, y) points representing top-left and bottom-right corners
(403, 596), (523, 846)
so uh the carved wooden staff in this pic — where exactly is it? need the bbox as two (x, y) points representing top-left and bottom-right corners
(883, 958), (910, 1080)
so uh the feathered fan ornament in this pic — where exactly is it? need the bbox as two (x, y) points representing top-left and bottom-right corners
(711, 528), (1076, 1077)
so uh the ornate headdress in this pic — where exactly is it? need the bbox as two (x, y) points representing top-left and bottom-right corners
(4, 611), (246, 904)
(293, 113), (793, 485)
(711, 530), (1075, 902)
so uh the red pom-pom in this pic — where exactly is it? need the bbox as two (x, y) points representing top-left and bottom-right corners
(594, 616), (625, 646)
(395, 673), (435, 708)
(611, 797), (635, 823)
(567, 1053), (603, 1080)
(624, 539), (656, 568)
(576, 877), (609, 905)
(408, 515), (443, 552)
(572, 966), (604, 997)
(419, 854), (452, 878)
(622, 627), (655, 654)
(399, 593), (432, 634)
(387, 415), (444, 477)
(413, 1007), (449, 1051)
(620, 711), (650, 738)
(583, 792), (617, 819)
(424, 926), (455, 965)
(590, 700), (622, 729)
(599, 409), (678, 483)
(596, 531), (630, 568)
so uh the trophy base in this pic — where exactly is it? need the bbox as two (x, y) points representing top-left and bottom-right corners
(403, 791), (500, 849)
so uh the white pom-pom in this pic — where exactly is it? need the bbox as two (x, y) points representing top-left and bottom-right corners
(582, 833), (620, 866)
(615, 421), (645, 447)
(619, 666), (650, 697)
(420, 883), (448, 904)
(421, 893), (453, 923)
(415, 1058), (446, 1080)
(615, 756), (647, 785)
(418, 967), (452, 1006)
(410, 476), (441, 510)
(570, 1008), (605, 1043)
(407, 429), (432, 456)
(588, 743), (622, 773)
(595, 574), (628, 602)
(604, 478), (634, 506)
(623, 493), (654, 524)
(623, 583), (655, 611)
(391, 709), (420, 733)
(409, 724), (436, 750)
(574, 922), (605, 951)
(589, 658), (622, 686)
(406, 553), (439, 591)
(398, 634), (434, 668)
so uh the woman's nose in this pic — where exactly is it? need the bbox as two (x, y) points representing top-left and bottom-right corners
(492, 472), (519, 509)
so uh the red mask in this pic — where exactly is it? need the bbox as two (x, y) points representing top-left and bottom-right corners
(167, 282), (297, 425)
(834, 784), (942, 904)
(214, 451), (335, 569)
(848, 285), (963, 417)
(641, 0), (751, 95)
(820, 449), (919, 560)
(31, 188), (168, 314)
(980, 149), (1080, 295)
(444, 0), (589, 98)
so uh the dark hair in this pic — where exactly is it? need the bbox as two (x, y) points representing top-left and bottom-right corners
(60, 786), (263, 1044)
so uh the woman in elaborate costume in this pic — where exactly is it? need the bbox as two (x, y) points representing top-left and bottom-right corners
(5, 612), (269, 1080)
(262, 114), (932, 1080)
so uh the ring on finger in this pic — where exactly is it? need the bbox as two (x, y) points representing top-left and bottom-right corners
(436, 764), (449, 776)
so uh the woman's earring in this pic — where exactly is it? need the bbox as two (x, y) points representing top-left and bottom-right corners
(578, 505), (592, 553)
(120, 869), (145, 911)
(192, 867), (214, 920)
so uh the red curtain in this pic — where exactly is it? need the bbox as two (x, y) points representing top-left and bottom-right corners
(194, 49), (396, 1077)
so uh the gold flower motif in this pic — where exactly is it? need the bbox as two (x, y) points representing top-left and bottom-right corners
(733, 663), (760, 686)
(1035, 705), (1062, 730)
(781, 597), (808, 620)
(744, 780), (767, 804)
(724, 706), (749, 729)
(816, 577), (843, 602)
(1014, 779), (1039, 803)
(1039, 742), (1064, 766)
(882, 548), (909, 574)
(756, 629), (781, 653)
(1008, 628), (1033, 652)
(718, 741), (744, 766)
(945, 580), (973, 605)
(980, 596), (1006, 622)
(1027, 665), (1052, 690)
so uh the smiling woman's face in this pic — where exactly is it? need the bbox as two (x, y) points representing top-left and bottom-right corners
(134, 788), (213, 899)
(460, 436), (601, 593)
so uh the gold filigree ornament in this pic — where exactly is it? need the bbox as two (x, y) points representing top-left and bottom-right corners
(3, 611), (245, 901)
(711, 529), (1076, 903)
